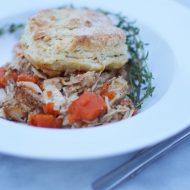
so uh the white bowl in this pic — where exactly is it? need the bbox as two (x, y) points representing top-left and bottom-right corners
(0, 0), (190, 160)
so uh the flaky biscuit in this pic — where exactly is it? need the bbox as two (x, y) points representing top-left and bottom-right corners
(21, 9), (128, 76)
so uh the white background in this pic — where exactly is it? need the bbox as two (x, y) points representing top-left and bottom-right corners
(0, 0), (189, 190)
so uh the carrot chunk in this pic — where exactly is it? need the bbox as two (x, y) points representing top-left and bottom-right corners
(68, 91), (107, 123)
(0, 67), (6, 88)
(43, 102), (59, 116)
(47, 91), (53, 98)
(10, 70), (18, 82)
(28, 114), (62, 128)
(103, 91), (116, 100)
(0, 77), (5, 88)
(17, 74), (39, 83)
(100, 83), (116, 100)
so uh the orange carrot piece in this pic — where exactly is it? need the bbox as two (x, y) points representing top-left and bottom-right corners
(10, 70), (18, 82)
(0, 77), (5, 88)
(47, 91), (53, 98)
(100, 83), (116, 100)
(68, 91), (107, 123)
(17, 74), (39, 83)
(0, 67), (6, 88)
(103, 91), (116, 100)
(43, 102), (59, 116)
(28, 114), (62, 128)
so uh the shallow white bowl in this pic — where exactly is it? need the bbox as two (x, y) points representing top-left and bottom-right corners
(0, 0), (190, 160)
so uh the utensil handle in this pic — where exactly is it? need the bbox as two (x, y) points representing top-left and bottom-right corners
(92, 127), (190, 190)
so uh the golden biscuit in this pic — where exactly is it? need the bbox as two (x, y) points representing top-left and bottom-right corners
(21, 9), (128, 76)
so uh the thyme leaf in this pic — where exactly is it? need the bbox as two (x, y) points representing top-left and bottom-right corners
(0, 23), (24, 36)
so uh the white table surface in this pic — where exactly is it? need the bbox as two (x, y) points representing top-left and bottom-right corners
(0, 0), (189, 190)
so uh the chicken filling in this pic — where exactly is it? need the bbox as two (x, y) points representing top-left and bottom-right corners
(0, 44), (136, 128)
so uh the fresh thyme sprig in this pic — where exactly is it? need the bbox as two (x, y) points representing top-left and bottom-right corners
(0, 23), (24, 36)
(98, 9), (155, 109)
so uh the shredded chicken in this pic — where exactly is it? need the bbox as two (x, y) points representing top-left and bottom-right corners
(0, 45), (136, 128)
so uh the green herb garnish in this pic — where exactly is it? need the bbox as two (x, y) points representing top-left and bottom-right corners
(0, 23), (24, 36)
(98, 9), (155, 109)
